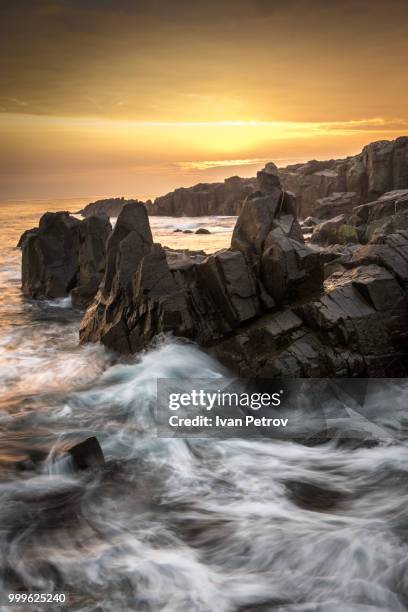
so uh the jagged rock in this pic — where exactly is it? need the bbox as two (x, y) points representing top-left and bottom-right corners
(22, 212), (81, 299)
(344, 230), (408, 285)
(79, 203), (153, 350)
(311, 215), (360, 246)
(279, 137), (408, 217)
(78, 197), (138, 218)
(79, 166), (324, 359)
(71, 215), (112, 309)
(147, 175), (256, 216)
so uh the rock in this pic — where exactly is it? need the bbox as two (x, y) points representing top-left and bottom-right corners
(285, 480), (349, 512)
(311, 215), (360, 246)
(79, 164), (322, 357)
(71, 215), (112, 309)
(147, 175), (256, 216)
(261, 233), (323, 305)
(279, 137), (408, 217)
(350, 189), (408, 242)
(79, 203), (154, 349)
(78, 197), (139, 218)
(344, 230), (408, 285)
(67, 437), (105, 471)
(21, 212), (112, 306)
(17, 228), (38, 249)
(183, 229), (193, 234)
(315, 191), (360, 219)
(195, 228), (211, 234)
(22, 212), (81, 299)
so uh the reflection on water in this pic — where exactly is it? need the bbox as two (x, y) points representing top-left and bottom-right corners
(1, 199), (408, 611)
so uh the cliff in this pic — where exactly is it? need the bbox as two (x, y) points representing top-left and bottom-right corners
(279, 137), (408, 217)
(147, 176), (256, 216)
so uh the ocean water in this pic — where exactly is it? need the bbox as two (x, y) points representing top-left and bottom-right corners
(1, 200), (408, 611)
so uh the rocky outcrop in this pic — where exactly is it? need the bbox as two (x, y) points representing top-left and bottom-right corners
(350, 189), (408, 243)
(78, 197), (139, 218)
(147, 176), (256, 216)
(279, 137), (408, 218)
(21, 212), (111, 306)
(80, 164), (321, 352)
(79, 161), (408, 377)
(311, 189), (408, 247)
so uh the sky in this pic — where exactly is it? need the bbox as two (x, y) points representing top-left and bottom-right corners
(0, 0), (407, 200)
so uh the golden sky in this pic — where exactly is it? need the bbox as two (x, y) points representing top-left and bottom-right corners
(0, 0), (407, 199)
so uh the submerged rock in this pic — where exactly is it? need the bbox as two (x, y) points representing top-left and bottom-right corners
(67, 437), (105, 471)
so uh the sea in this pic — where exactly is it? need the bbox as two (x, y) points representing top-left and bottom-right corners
(1, 198), (408, 611)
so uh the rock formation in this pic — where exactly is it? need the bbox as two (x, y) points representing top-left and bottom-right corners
(279, 137), (408, 217)
(22, 212), (82, 299)
(78, 159), (408, 377)
(21, 211), (111, 306)
(311, 189), (408, 246)
(147, 176), (256, 216)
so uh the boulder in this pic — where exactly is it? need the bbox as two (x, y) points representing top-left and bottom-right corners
(311, 215), (360, 246)
(67, 437), (105, 471)
(195, 228), (211, 234)
(22, 212), (81, 299)
(261, 233), (323, 305)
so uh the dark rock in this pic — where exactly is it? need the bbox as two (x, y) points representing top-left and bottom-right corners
(285, 480), (349, 511)
(71, 215), (112, 309)
(21, 212), (112, 306)
(183, 229), (193, 234)
(67, 437), (105, 470)
(195, 228), (211, 234)
(22, 212), (81, 299)
(17, 227), (38, 249)
(261, 233), (323, 305)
